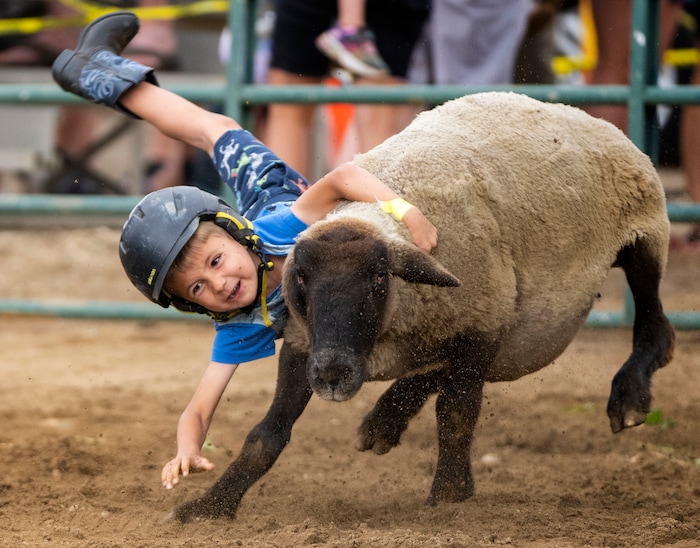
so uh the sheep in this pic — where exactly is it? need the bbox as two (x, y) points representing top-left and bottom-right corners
(171, 92), (675, 522)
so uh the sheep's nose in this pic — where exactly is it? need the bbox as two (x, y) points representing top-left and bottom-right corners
(315, 367), (350, 392)
(307, 349), (365, 402)
(310, 357), (351, 390)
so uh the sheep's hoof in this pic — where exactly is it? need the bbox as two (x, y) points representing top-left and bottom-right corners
(608, 408), (648, 433)
(607, 369), (651, 433)
(169, 496), (237, 523)
(355, 412), (402, 455)
(356, 434), (394, 455)
(427, 481), (474, 506)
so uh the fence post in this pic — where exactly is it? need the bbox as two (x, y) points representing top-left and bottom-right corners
(628, 0), (661, 159)
(623, 0), (661, 327)
(223, 0), (248, 121)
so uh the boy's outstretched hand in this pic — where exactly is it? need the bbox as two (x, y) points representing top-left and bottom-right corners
(402, 206), (438, 253)
(162, 453), (215, 489)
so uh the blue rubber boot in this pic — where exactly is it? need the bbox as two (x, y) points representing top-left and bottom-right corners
(51, 11), (158, 118)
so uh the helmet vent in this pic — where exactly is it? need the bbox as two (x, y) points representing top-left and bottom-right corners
(166, 198), (179, 216)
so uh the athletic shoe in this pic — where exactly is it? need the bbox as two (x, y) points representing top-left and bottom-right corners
(316, 26), (389, 78)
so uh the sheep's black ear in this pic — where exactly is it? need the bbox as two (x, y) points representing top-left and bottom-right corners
(391, 242), (461, 287)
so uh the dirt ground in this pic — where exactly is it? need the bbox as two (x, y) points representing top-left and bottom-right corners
(0, 218), (699, 547)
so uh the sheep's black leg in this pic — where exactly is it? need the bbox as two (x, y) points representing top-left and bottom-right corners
(428, 336), (495, 504)
(607, 240), (675, 433)
(171, 341), (312, 522)
(356, 369), (444, 454)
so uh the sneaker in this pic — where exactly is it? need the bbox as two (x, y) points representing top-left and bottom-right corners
(316, 26), (389, 78)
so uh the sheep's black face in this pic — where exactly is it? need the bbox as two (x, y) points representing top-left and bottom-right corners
(286, 227), (392, 402)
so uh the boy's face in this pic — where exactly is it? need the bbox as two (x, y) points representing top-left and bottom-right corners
(169, 232), (259, 313)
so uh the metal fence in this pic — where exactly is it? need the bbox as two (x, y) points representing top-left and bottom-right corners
(0, 0), (698, 328)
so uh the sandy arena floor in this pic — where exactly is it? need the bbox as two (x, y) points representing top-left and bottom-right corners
(0, 217), (698, 547)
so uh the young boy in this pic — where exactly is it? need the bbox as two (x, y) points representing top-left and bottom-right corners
(52, 12), (437, 490)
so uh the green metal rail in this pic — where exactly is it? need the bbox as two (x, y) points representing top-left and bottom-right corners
(2, 194), (697, 222)
(0, 0), (699, 328)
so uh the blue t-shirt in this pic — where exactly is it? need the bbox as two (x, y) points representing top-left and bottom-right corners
(210, 204), (307, 364)
(208, 128), (310, 365)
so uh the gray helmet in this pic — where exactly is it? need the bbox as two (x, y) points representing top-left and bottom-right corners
(119, 186), (269, 318)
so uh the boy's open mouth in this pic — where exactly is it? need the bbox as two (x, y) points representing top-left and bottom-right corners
(228, 281), (241, 302)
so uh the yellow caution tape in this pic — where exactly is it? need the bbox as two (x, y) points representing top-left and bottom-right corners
(551, 55), (596, 76)
(0, 0), (230, 36)
(552, 49), (699, 77)
(663, 48), (700, 68)
(7, 0), (697, 72)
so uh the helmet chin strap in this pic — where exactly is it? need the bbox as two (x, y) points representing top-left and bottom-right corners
(240, 254), (275, 327)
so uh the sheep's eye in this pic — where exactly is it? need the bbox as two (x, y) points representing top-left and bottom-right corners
(290, 269), (307, 316)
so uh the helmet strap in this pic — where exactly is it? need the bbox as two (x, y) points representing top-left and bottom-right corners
(243, 253), (275, 327)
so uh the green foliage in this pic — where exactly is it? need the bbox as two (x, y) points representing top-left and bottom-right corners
(645, 408), (677, 430)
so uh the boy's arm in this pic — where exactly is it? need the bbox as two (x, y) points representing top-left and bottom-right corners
(290, 163), (438, 253)
(161, 361), (238, 489)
